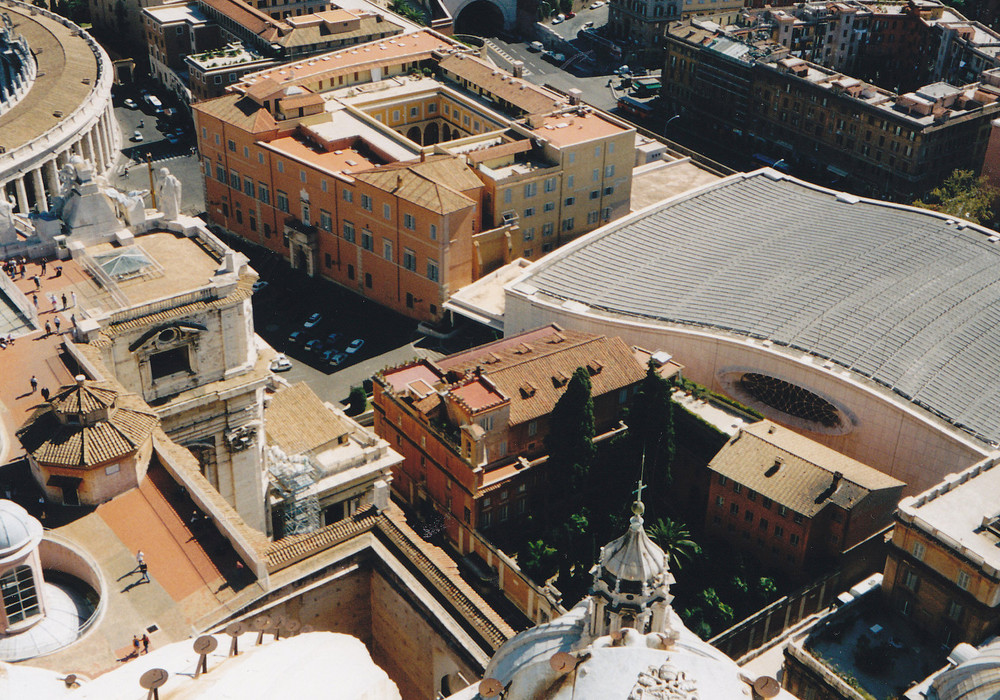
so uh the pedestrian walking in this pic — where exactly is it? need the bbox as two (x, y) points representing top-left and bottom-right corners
(50, 295), (57, 313)
(54, 316), (61, 333)
(33, 275), (40, 289)
(44, 321), (51, 336)
(40, 387), (49, 400)
(70, 313), (76, 327)
(136, 550), (144, 567)
(142, 634), (150, 654)
(138, 561), (149, 583)
(40, 259), (46, 275)
(132, 636), (141, 656)
(61, 293), (67, 309)
(31, 293), (37, 308)
(30, 375), (37, 393)
(70, 291), (77, 307)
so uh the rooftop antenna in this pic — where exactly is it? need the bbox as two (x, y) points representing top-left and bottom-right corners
(631, 447), (647, 526)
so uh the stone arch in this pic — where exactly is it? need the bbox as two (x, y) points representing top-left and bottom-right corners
(441, 123), (452, 141)
(407, 126), (422, 144)
(452, 0), (513, 34)
(424, 121), (440, 145)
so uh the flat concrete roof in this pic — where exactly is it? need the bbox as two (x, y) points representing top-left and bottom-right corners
(0, 7), (101, 152)
(512, 170), (1000, 446)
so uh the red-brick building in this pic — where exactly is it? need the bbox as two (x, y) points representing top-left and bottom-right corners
(706, 421), (905, 575)
(373, 325), (651, 549)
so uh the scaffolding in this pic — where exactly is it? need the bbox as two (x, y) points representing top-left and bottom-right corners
(267, 445), (321, 537)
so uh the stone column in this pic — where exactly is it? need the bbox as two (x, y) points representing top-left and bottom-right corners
(32, 168), (47, 212)
(92, 123), (106, 171)
(83, 132), (95, 165)
(46, 159), (59, 196)
(99, 116), (114, 166)
(15, 176), (29, 213)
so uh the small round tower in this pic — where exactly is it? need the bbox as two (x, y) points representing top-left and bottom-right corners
(0, 500), (45, 634)
(588, 499), (675, 638)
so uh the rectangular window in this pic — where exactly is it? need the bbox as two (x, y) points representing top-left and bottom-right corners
(592, 168), (599, 182)
(542, 223), (554, 237)
(544, 201), (555, 212)
(562, 218), (574, 231)
(774, 525), (784, 538)
(761, 497), (772, 509)
(427, 258), (439, 282)
(403, 213), (416, 230)
(605, 164), (615, 178)
(903, 569), (920, 591)
(745, 510), (753, 523)
(276, 191), (289, 213)
(230, 171), (240, 189)
(343, 189), (354, 203)
(790, 533), (800, 546)
(528, 420), (538, 436)
(759, 518), (768, 530)
(524, 182), (537, 198)
(343, 221), (356, 243)
(361, 193), (373, 211)
(565, 196), (575, 206)
(567, 175), (574, 188)
(590, 190), (600, 200)
(604, 186), (614, 196)
(957, 570), (972, 591)
(568, 152), (575, 164)
(383, 203), (391, 220)
(227, 139), (236, 152)
(403, 248), (416, 271)
(276, 160), (284, 173)
(429, 224), (437, 240)
(911, 541), (926, 560)
(361, 229), (373, 251)
(320, 210), (332, 232)
(523, 228), (535, 241)
(733, 483), (742, 494)
(587, 211), (599, 225)
(383, 239), (393, 262)
(730, 503), (739, 515)
(243, 177), (254, 196)
(715, 495), (725, 507)
(504, 189), (512, 204)
(947, 600), (963, 622)
(365, 272), (372, 288)
(215, 164), (226, 183)
(544, 177), (556, 192)
(524, 207), (535, 218)
(594, 146), (601, 157)
(778, 505), (788, 517)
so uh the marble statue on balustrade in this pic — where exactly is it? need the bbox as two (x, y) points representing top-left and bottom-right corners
(59, 156), (120, 244)
(103, 187), (148, 227)
(0, 195), (16, 245)
(156, 167), (181, 220)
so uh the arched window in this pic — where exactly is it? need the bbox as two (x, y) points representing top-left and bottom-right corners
(1, 565), (40, 624)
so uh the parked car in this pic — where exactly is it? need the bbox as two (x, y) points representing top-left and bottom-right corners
(582, 20), (594, 28)
(325, 332), (342, 347)
(269, 354), (292, 372)
(166, 133), (180, 144)
(145, 95), (163, 111)
(566, 11), (576, 18)
(303, 313), (322, 328)
(131, 130), (143, 142)
(328, 352), (348, 367)
(345, 338), (365, 354)
(304, 339), (323, 354)
(543, 51), (566, 64)
(552, 14), (564, 23)
(529, 41), (544, 52)
(123, 98), (138, 109)
(252, 280), (269, 293)
(589, 1), (604, 8)
(287, 330), (304, 345)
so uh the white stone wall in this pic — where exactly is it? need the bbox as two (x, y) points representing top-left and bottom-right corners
(505, 290), (990, 495)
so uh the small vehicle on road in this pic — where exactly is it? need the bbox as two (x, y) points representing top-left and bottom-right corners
(252, 280), (269, 292)
(529, 41), (544, 52)
(124, 98), (138, 109)
(346, 338), (365, 354)
(303, 313), (322, 328)
(269, 354), (292, 372)
(287, 330), (304, 345)
(552, 14), (564, 23)
(131, 130), (143, 142)
(304, 339), (323, 354)
(328, 352), (348, 367)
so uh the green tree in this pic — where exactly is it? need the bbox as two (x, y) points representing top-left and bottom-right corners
(545, 366), (595, 491)
(647, 517), (701, 571)
(618, 361), (676, 490)
(520, 538), (557, 582)
(347, 386), (367, 416)
(697, 587), (734, 632)
(754, 577), (778, 606)
(912, 169), (997, 224)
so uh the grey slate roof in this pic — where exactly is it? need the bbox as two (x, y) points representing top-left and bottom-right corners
(516, 172), (1000, 445)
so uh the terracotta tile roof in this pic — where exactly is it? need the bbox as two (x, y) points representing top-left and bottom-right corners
(438, 53), (563, 115)
(17, 382), (158, 469)
(466, 139), (533, 164)
(437, 325), (647, 425)
(279, 92), (325, 111)
(194, 94), (277, 134)
(265, 507), (379, 569)
(354, 157), (480, 214)
(198, 0), (287, 40)
(245, 77), (283, 102)
(276, 12), (404, 48)
(708, 421), (906, 517)
(265, 382), (353, 455)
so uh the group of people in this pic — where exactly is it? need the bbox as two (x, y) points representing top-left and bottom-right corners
(131, 633), (151, 656)
(2, 256), (27, 279)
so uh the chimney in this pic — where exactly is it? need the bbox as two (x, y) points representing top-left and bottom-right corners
(396, 173), (403, 190)
(420, 150), (426, 162)
(512, 60), (524, 78)
(567, 88), (582, 105)
(831, 471), (843, 488)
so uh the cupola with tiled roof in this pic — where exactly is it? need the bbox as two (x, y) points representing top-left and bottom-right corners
(16, 376), (159, 506)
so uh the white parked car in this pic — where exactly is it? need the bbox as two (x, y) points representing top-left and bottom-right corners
(303, 313), (322, 328)
(269, 354), (292, 372)
(346, 338), (365, 354)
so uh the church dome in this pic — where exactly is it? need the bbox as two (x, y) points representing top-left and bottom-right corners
(598, 502), (669, 585)
(0, 500), (42, 558)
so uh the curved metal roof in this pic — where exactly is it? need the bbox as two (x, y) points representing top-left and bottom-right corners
(515, 172), (1000, 445)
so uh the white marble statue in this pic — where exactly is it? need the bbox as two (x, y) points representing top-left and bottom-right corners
(156, 167), (182, 220)
(0, 194), (15, 244)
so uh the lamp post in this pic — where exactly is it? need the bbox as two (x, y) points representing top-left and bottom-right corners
(663, 113), (681, 137)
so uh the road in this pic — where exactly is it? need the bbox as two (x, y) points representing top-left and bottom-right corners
(108, 86), (205, 216)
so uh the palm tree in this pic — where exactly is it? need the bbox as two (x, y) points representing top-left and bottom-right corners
(647, 517), (702, 571)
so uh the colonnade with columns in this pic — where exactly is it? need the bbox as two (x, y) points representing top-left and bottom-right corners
(1, 103), (120, 215)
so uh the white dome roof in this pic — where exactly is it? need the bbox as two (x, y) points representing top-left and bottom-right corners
(598, 511), (668, 584)
(0, 500), (43, 557)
